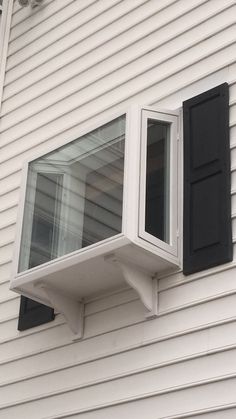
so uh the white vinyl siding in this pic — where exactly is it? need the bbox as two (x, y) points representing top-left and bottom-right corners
(0, 0), (236, 417)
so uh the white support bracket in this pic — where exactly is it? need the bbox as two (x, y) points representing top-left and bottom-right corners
(105, 254), (158, 318)
(36, 283), (84, 339)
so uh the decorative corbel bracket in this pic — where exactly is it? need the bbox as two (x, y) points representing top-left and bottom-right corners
(105, 254), (158, 318)
(35, 283), (84, 339)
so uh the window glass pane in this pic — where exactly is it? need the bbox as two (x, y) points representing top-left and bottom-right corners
(19, 116), (125, 272)
(28, 173), (63, 269)
(145, 119), (170, 243)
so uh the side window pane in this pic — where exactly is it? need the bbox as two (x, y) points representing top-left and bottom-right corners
(29, 173), (63, 269)
(145, 120), (170, 243)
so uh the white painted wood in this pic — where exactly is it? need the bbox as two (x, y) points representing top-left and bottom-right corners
(41, 285), (84, 336)
(1, 0), (236, 417)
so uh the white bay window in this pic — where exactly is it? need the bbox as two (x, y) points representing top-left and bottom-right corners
(11, 107), (180, 337)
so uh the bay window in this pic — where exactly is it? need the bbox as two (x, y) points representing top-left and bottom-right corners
(11, 106), (180, 337)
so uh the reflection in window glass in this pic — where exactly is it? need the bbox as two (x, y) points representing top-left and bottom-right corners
(145, 119), (170, 243)
(19, 116), (125, 272)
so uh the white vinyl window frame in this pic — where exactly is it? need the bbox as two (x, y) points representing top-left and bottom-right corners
(12, 109), (129, 279)
(19, 162), (71, 272)
(11, 106), (181, 335)
(139, 109), (179, 257)
(12, 105), (180, 284)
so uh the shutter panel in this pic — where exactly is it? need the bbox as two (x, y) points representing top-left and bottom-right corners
(183, 83), (232, 275)
(18, 296), (54, 331)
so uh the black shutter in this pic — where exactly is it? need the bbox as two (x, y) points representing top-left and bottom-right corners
(183, 83), (232, 275)
(18, 296), (54, 331)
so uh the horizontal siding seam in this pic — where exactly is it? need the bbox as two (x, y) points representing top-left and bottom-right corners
(158, 261), (236, 292)
(0, 294), (19, 305)
(11, 0), (57, 28)
(0, 315), (66, 345)
(158, 403), (236, 419)
(159, 289), (236, 315)
(2, 25), (235, 137)
(50, 403), (236, 419)
(0, 278), (10, 285)
(1, 373), (236, 416)
(6, 0), (152, 73)
(1, 40), (235, 156)
(0, 239), (14, 248)
(1, 276), (236, 323)
(0, 186), (19, 198)
(2, 12), (234, 130)
(148, 57), (236, 110)
(0, 295), (138, 326)
(9, 0), (98, 46)
(1, 312), (236, 368)
(2, 288), (236, 343)
(0, 202), (18, 213)
(8, 0), (123, 62)
(51, 405), (236, 419)
(1, 283), (235, 330)
(3, 0), (214, 105)
(0, 257), (12, 267)
(0, 314), (19, 325)
(0, 221), (15, 231)
(1, 335), (236, 390)
(5, 0), (219, 98)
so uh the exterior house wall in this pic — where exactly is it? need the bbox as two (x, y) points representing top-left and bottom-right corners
(0, 0), (236, 417)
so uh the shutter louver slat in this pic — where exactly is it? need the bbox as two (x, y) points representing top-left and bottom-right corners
(183, 83), (232, 275)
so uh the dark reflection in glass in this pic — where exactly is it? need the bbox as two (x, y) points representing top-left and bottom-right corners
(29, 173), (63, 268)
(145, 119), (170, 243)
